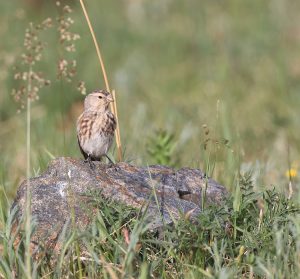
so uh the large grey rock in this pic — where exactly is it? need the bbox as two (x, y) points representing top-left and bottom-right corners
(12, 157), (228, 251)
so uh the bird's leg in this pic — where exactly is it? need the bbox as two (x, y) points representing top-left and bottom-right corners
(104, 154), (114, 165)
(84, 154), (95, 170)
(104, 154), (118, 171)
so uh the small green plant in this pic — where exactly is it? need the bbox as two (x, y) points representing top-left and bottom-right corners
(147, 130), (179, 167)
(10, 5), (83, 276)
(12, 18), (54, 279)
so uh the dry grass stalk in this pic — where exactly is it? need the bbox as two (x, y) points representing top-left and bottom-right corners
(112, 89), (122, 161)
(79, 0), (122, 161)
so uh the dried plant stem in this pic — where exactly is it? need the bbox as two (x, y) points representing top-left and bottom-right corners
(112, 89), (122, 161)
(79, 0), (110, 91)
(79, 0), (122, 161)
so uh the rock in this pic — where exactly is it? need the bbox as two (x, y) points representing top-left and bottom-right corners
(12, 157), (228, 251)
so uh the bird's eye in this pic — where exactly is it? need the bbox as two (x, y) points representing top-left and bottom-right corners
(98, 96), (103, 99)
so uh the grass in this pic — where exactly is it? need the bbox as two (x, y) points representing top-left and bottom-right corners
(0, 0), (300, 278)
(0, 176), (299, 278)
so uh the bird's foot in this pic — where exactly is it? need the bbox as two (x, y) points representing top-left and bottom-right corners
(104, 154), (119, 171)
(84, 156), (96, 170)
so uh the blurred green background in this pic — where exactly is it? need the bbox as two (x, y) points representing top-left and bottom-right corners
(0, 0), (300, 198)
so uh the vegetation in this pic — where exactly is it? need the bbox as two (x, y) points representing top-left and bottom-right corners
(0, 174), (299, 278)
(0, 0), (300, 278)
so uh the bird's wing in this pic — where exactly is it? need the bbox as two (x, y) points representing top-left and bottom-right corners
(77, 135), (88, 159)
(77, 112), (95, 141)
(108, 111), (117, 132)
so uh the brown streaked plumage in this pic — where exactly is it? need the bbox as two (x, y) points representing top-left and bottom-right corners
(76, 89), (116, 165)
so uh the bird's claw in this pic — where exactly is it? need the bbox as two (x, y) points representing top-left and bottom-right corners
(84, 156), (96, 170)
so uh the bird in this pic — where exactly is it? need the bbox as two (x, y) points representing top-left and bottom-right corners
(76, 89), (116, 168)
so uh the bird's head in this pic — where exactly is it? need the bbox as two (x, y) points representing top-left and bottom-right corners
(84, 89), (114, 112)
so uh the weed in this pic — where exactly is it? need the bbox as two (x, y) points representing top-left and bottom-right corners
(147, 130), (179, 167)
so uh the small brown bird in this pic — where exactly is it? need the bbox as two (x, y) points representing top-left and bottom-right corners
(77, 89), (116, 167)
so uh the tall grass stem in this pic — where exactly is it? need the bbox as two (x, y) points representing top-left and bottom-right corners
(79, 0), (122, 161)
(25, 63), (32, 279)
(112, 89), (122, 161)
